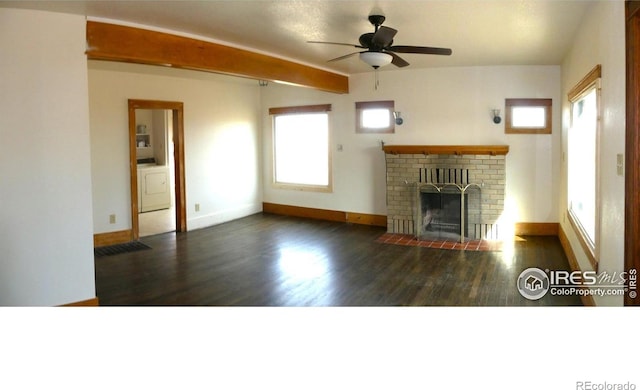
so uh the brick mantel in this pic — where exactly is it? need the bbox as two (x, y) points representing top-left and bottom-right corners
(382, 145), (509, 156)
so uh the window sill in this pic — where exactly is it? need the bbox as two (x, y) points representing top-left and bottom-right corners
(273, 183), (333, 193)
(505, 128), (552, 135)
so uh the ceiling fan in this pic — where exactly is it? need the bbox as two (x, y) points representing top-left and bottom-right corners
(308, 15), (452, 69)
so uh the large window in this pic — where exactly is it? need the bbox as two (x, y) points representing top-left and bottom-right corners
(270, 104), (331, 191)
(567, 65), (601, 268)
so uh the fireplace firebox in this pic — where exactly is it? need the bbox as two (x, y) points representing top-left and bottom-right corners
(416, 182), (482, 242)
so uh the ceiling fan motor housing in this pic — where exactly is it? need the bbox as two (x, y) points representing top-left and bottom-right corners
(360, 34), (393, 51)
(363, 15), (389, 50)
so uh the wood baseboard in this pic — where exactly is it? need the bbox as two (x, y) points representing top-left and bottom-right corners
(60, 297), (100, 307)
(346, 212), (387, 227)
(263, 202), (344, 222)
(94, 229), (133, 247)
(515, 222), (559, 236)
(558, 226), (596, 306)
(262, 203), (386, 227)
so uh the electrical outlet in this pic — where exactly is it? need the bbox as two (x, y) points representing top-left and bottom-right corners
(109, 214), (116, 224)
(195, 203), (200, 212)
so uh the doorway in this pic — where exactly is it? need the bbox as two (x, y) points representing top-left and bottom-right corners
(136, 109), (175, 236)
(128, 99), (186, 240)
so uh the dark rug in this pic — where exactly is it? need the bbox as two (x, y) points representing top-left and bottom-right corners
(94, 241), (152, 257)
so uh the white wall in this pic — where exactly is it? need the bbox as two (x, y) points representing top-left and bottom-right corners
(0, 9), (96, 306)
(560, 1), (625, 306)
(88, 61), (262, 233)
(262, 65), (562, 227)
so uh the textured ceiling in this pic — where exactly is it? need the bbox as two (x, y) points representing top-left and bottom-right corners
(0, 0), (594, 74)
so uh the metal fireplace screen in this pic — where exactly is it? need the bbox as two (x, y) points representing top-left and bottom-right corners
(415, 172), (483, 243)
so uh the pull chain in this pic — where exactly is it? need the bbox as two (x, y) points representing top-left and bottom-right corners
(374, 68), (380, 90)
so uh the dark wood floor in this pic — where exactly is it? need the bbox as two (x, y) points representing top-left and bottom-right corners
(94, 213), (582, 306)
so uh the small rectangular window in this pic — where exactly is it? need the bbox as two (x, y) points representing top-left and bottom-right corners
(505, 98), (552, 134)
(356, 101), (394, 133)
(269, 104), (332, 192)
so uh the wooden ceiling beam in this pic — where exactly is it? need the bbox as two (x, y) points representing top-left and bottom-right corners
(86, 21), (349, 94)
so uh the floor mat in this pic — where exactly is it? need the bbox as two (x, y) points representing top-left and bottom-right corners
(94, 241), (152, 257)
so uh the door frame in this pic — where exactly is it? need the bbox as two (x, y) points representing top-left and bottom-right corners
(128, 99), (187, 239)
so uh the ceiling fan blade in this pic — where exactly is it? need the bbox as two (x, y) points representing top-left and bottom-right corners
(388, 45), (452, 56)
(371, 26), (397, 48)
(307, 41), (365, 48)
(327, 51), (362, 62)
(387, 52), (410, 68)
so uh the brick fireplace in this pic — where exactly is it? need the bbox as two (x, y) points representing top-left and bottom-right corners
(383, 145), (509, 242)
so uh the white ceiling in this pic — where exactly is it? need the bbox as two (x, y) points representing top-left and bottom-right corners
(0, 0), (595, 75)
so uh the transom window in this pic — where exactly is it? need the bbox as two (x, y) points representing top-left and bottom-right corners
(505, 98), (552, 134)
(269, 104), (331, 192)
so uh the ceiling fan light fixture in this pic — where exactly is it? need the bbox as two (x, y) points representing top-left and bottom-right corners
(359, 51), (392, 68)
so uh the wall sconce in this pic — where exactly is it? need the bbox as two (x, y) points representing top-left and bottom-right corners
(393, 111), (403, 125)
(492, 109), (502, 124)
